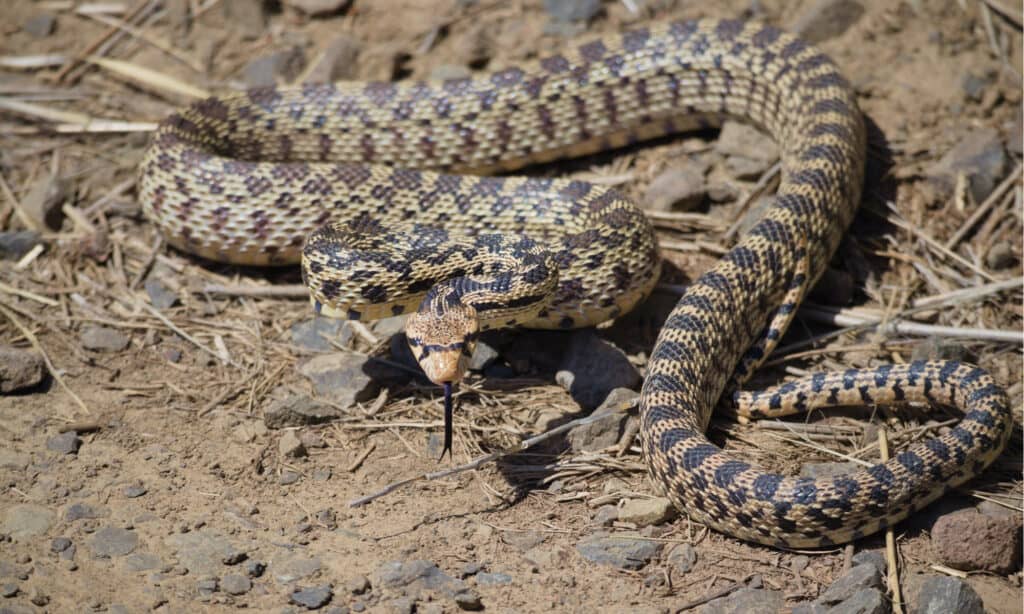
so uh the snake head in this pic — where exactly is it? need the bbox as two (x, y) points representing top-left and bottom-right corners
(405, 302), (479, 386)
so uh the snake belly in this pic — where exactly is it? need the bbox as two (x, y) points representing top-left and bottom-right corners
(138, 18), (1013, 547)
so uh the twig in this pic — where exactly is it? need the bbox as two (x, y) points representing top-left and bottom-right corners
(201, 283), (308, 298)
(0, 303), (89, 416)
(944, 164), (1022, 250)
(878, 428), (904, 614)
(799, 304), (1022, 344)
(346, 441), (377, 472)
(135, 298), (241, 368)
(910, 277), (1022, 309)
(55, 0), (155, 83)
(0, 281), (59, 307)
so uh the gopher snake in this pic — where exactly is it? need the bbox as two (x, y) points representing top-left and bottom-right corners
(138, 19), (1012, 547)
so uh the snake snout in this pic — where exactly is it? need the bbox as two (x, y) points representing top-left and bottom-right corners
(406, 303), (479, 386)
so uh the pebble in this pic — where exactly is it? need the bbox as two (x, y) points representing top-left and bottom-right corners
(298, 354), (388, 408)
(667, 543), (697, 574)
(566, 388), (637, 451)
(290, 585), (333, 609)
(345, 574), (370, 594)
(915, 575), (984, 614)
(280, 430), (308, 458)
(291, 317), (352, 352)
(90, 527), (139, 558)
(543, 0), (601, 22)
(263, 394), (343, 429)
(931, 509), (1021, 573)
(80, 325), (130, 352)
(961, 72), (988, 102)
(221, 573), (252, 595)
(643, 163), (707, 212)
(280, 470), (301, 485)
(222, 0), (267, 39)
(1, 583), (18, 598)
(22, 13), (56, 37)
(245, 559), (266, 578)
(616, 497), (677, 527)
(144, 278), (178, 309)
(123, 483), (147, 498)
(575, 532), (663, 570)
(0, 231), (41, 260)
(164, 530), (241, 576)
(926, 127), (1007, 204)
(196, 577), (219, 596)
(475, 572), (512, 586)
(453, 588), (483, 610)
(555, 330), (640, 410)
(51, 536), (72, 553)
(816, 564), (883, 605)
(285, 0), (350, 17)
(244, 47), (306, 88)
(788, 0), (864, 43)
(273, 556), (323, 584)
(698, 587), (783, 613)
(715, 121), (778, 180)
(46, 431), (81, 455)
(2, 504), (55, 541)
(592, 505), (618, 527)
(0, 346), (45, 393)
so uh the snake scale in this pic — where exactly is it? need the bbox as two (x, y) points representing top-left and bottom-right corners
(138, 18), (1013, 547)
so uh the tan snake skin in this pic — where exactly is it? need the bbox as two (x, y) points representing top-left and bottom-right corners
(138, 18), (1013, 547)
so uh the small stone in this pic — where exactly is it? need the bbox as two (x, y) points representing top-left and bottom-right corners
(715, 121), (779, 180)
(46, 432), (81, 455)
(290, 585), (333, 609)
(616, 498), (678, 527)
(961, 72), (988, 102)
(543, 0), (601, 22)
(0, 346), (46, 393)
(222, 549), (247, 565)
(699, 587), (783, 613)
(196, 577), (218, 596)
(285, 0), (351, 16)
(2, 504), (55, 541)
(144, 278), (178, 309)
(985, 242), (1015, 270)
(90, 527), (139, 558)
(851, 550), (887, 575)
(453, 588), (483, 611)
(245, 559), (266, 578)
(430, 64), (472, 81)
(221, 0), (266, 39)
(0, 231), (41, 260)
(298, 354), (392, 408)
(305, 35), (361, 84)
(221, 574), (252, 595)
(30, 590), (49, 606)
(556, 330), (640, 411)
(244, 47), (306, 88)
(475, 572), (512, 586)
(51, 537), (73, 553)
(788, 0), (865, 43)
(593, 505), (618, 527)
(915, 575), (984, 614)
(273, 556), (322, 584)
(643, 164), (707, 212)
(1, 583), (17, 597)
(667, 543), (697, 574)
(280, 470), (301, 485)
(800, 462), (859, 479)
(279, 431), (307, 458)
(123, 484), (147, 498)
(459, 562), (483, 578)
(576, 532), (663, 570)
(926, 128), (1007, 204)
(312, 467), (332, 481)
(566, 388), (637, 452)
(291, 317), (351, 352)
(345, 574), (370, 594)
(372, 560), (459, 593)
(65, 502), (105, 521)
(80, 325), (130, 352)
(264, 394), (343, 428)
(23, 13), (56, 37)
(931, 509), (1022, 573)
(816, 564), (883, 605)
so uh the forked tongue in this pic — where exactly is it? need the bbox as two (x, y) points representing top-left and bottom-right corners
(440, 381), (453, 461)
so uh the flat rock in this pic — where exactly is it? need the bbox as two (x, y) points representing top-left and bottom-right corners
(616, 498), (677, 527)
(715, 121), (778, 180)
(543, 0), (600, 22)
(592, 505), (618, 527)
(273, 555), (323, 584)
(826, 588), (888, 614)
(244, 47), (306, 88)
(46, 432), (81, 455)
(264, 394), (343, 429)
(575, 532), (662, 570)
(164, 530), (239, 576)
(817, 564), (883, 605)
(221, 574), (252, 595)
(372, 560), (462, 595)
(65, 502), (105, 521)
(476, 572), (511, 586)
(915, 576), (984, 614)
(23, 13), (56, 37)
(80, 325), (130, 352)
(90, 527), (139, 558)
(291, 317), (352, 352)
(0, 231), (41, 260)
(0, 346), (45, 393)
(556, 330), (640, 411)
(643, 163), (707, 212)
(566, 388), (637, 451)
(698, 587), (783, 614)
(123, 552), (163, 572)
(667, 543), (697, 574)
(2, 504), (55, 541)
(931, 509), (1022, 574)
(926, 127), (1007, 204)
(789, 0), (865, 43)
(298, 353), (393, 408)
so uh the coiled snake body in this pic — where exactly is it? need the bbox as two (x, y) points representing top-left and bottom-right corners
(139, 19), (1012, 547)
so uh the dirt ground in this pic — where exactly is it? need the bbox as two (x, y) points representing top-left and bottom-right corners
(1, 0), (1022, 612)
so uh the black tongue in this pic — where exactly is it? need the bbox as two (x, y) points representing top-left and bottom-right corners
(440, 381), (453, 461)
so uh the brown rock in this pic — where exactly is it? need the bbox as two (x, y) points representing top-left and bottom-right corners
(643, 164), (707, 212)
(931, 509), (1022, 574)
(0, 346), (45, 393)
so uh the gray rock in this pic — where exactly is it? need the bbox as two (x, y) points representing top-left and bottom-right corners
(851, 550), (887, 575)
(643, 164), (707, 212)
(264, 394), (343, 429)
(468, 339), (500, 371)
(90, 527), (139, 558)
(453, 588), (483, 610)
(1, 583), (18, 597)
(285, 0), (351, 17)
(144, 278), (178, 310)
(575, 532), (663, 570)
(792, 604), (828, 614)
(65, 502), (104, 521)
(817, 564), (883, 605)
(305, 35), (361, 84)
(22, 13), (56, 37)
(556, 331), (640, 411)
(915, 576), (983, 614)
(0, 346), (45, 393)
(543, 0), (601, 22)
(475, 572), (511, 586)
(51, 537), (72, 553)
(826, 588), (888, 614)
(926, 128), (1007, 204)
(800, 462), (859, 479)
(0, 231), (41, 261)
(372, 315), (407, 339)
(667, 543), (697, 574)
(196, 577), (218, 596)
(715, 122), (779, 180)
(164, 530), (240, 576)
(345, 574), (370, 594)
(593, 505), (618, 527)
(221, 573), (252, 595)
(46, 432), (81, 455)
(273, 556), (322, 584)
(931, 509), (1021, 573)
(221, 0), (266, 39)
(616, 497), (677, 527)
(279, 430), (307, 458)
(123, 552), (163, 572)
(789, 0), (864, 43)
(280, 470), (301, 485)
(698, 587), (783, 613)
(566, 388), (637, 451)
(244, 47), (306, 88)
(291, 585), (333, 609)
(2, 504), (55, 541)
(123, 483), (147, 498)
(245, 559), (265, 578)
(291, 317), (351, 352)
(960, 72), (988, 102)
(373, 560), (461, 594)
(298, 353), (389, 408)
(80, 325), (130, 352)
